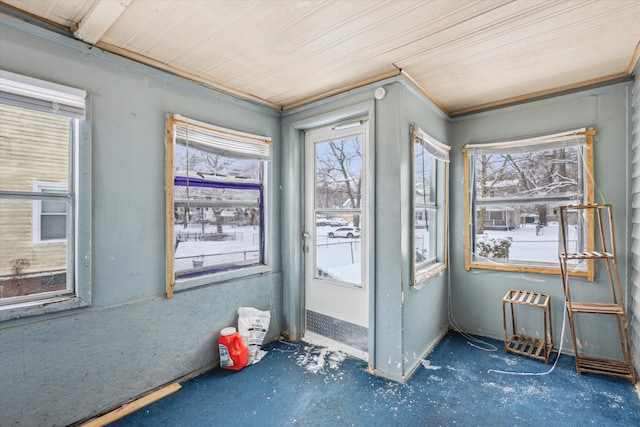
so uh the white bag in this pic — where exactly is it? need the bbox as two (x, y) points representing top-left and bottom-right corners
(237, 307), (271, 364)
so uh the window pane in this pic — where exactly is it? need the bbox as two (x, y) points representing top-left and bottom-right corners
(0, 199), (69, 300)
(41, 214), (67, 240)
(0, 73), (85, 317)
(413, 139), (439, 282)
(414, 144), (434, 204)
(169, 117), (271, 287)
(173, 203), (261, 276)
(473, 202), (585, 267)
(174, 184), (260, 207)
(42, 198), (67, 214)
(415, 208), (436, 267)
(312, 134), (363, 287)
(315, 135), (362, 210)
(36, 189), (67, 242)
(174, 143), (261, 181)
(474, 145), (582, 201)
(314, 213), (361, 285)
(0, 104), (69, 192)
(466, 133), (592, 274)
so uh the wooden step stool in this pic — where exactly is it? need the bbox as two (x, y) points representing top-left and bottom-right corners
(502, 289), (553, 364)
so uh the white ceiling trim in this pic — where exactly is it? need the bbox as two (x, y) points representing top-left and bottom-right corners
(74, 0), (132, 44)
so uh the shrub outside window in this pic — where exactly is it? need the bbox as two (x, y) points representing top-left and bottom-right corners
(463, 128), (595, 279)
(0, 70), (89, 319)
(412, 127), (450, 284)
(165, 115), (271, 296)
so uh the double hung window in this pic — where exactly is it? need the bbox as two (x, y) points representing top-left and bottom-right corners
(412, 127), (450, 284)
(0, 70), (89, 320)
(463, 129), (595, 279)
(33, 182), (67, 243)
(165, 115), (271, 295)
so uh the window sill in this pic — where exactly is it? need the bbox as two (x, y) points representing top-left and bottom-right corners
(0, 295), (90, 322)
(173, 264), (272, 293)
(466, 262), (592, 280)
(413, 262), (446, 288)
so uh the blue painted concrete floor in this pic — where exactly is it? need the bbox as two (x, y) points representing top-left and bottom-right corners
(111, 332), (639, 426)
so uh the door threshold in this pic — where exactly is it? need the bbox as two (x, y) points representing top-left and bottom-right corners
(302, 331), (368, 362)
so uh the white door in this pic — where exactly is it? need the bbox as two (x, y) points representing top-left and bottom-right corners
(303, 120), (369, 360)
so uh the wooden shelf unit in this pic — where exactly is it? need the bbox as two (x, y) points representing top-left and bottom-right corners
(557, 203), (636, 384)
(502, 289), (553, 364)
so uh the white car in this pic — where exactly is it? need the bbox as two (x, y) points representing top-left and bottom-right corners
(328, 227), (361, 238)
(328, 218), (349, 226)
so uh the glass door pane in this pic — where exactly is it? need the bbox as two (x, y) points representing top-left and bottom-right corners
(313, 135), (363, 287)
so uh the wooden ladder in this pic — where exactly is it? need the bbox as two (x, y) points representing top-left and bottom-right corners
(557, 203), (636, 383)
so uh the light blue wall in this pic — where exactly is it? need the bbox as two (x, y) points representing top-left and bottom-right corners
(449, 82), (634, 361)
(1, 8), (636, 426)
(281, 79), (450, 381)
(399, 83), (450, 379)
(371, 83), (404, 379)
(0, 15), (282, 426)
(281, 85), (380, 368)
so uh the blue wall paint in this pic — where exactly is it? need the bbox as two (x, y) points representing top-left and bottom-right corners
(0, 16), (282, 426)
(399, 83), (450, 378)
(281, 93), (377, 348)
(1, 10), (636, 426)
(281, 80), (450, 381)
(450, 82), (633, 360)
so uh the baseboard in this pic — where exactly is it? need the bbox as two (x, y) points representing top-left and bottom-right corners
(71, 362), (217, 426)
(403, 327), (449, 382)
(372, 326), (448, 384)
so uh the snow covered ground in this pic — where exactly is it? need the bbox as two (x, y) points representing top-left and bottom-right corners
(478, 222), (580, 264)
(173, 222), (364, 280)
(314, 225), (362, 284)
(172, 221), (580, 275)
(173, 223), (261, 272)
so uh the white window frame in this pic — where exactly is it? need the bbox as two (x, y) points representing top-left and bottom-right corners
(165, 114), (272, 296)
(463, 128), (595, 280)
(32, 181), (67, 245)
(0, 70), (91, 321)
(305, 120), (368, 290)
(412, 127), (450, 285)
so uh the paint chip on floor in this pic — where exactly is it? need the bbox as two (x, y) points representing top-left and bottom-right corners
(420, 359), (442, 370)
(295, 345), (346, 375)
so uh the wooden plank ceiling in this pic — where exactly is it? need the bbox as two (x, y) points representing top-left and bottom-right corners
(2, 0), (640, 115)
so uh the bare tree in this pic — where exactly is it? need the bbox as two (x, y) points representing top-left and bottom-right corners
(177, 143), (261, 234)
(316, 137), (362, 226)
(475, 147), (579, 232)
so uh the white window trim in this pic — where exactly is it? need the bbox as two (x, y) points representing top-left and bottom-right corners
(32, 181), (68, 245)
(0, 69), (86, 119)
(304, 119), (368, 290)
(412, 127), (450, 285)
(414, 173), (438, 270)
(0, 72), (90, 322)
